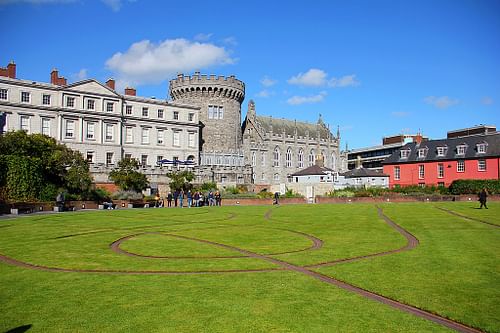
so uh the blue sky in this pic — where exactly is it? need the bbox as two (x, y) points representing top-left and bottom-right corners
(1, 0), (499, 149)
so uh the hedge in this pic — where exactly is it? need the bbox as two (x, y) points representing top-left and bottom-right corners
(448, 179), (500, 195)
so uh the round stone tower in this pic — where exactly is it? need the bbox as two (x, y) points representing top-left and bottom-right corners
(169, 72), (245, 154)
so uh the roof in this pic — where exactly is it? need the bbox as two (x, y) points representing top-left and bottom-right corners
(255, 116), (333, 138)
(383, 132), (500, 164)
(291, 164), (334, 176)
(341, 168), (388, 178)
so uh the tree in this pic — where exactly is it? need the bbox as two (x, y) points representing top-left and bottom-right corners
(109, 157), (149, 192)
(0, 130), (93, 201)
(167, 170), (194, 191)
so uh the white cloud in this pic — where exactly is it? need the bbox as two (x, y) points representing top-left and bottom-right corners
(328, 74), (360, 87)
(194, 33), (213, 42)
(260, 76), (277, 87)
(105, 38), (235, 87)
(222, 37), (237, 46)
(256, 90), (275, 98)
(287, 91), (327, 105)
(288, 68), (327, 86)
(391, 111), (410, 117)
(481, 96), (493, 105)
(101, 0), (121, 11)
(73, 68), (87, 81)
(424, 96), (459, 109)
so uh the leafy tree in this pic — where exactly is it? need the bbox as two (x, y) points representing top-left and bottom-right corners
(167, 170), (194, 191)
(109, 157), (149, 192)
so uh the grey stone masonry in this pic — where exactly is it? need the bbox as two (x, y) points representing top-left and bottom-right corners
(169, 73), (245, 154)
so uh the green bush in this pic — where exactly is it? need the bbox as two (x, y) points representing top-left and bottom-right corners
(112, 190), (144, 200)
(201, 182), (217, 191)
(283, 189), (303, 198)
(449, 179), (500, 195)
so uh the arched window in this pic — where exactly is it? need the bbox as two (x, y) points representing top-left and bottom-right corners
(273, 147), (280, 167)
(331, 153), (336, 170)
(309, 149), (315, 167)
(286, 147), (292, 168)
(298, 149), (304, 168)
(261, 151), (266, 167)
(251, 151), (256, 167)
(273, 173), (280, 181)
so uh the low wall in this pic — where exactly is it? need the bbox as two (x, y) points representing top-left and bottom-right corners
(221, 197), (306, 206)
(315, 194), (500, 204)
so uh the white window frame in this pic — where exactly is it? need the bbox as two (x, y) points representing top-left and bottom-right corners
(41, 118), (50, 136)
(86, 122), (95, 140)
(188, 113), (194, 122)
(251, 151), (256, 167)
(105, 124), (114, 141)
(21, 91), (30, 103)
(477, 143), (487, 154)
(106, 102), (114, 112)
(298, 149), (304, 168)
(65, 119), (75, 138)
(273, 173), (280, 181)
(437, 163), (444, 179)
(208, 105), (214, 119)
(418, 149), (426, 158)
(106, 152), (114, 166)
(261, 152), (266, 167)
(173, 111), (179, 120)
(157, 129), (164, 145)
(87, 99), (95, 110)
(456, 145), (466, 155)
(188, 132), (195, 148)
(478, 160), (486, 172)
(309, 150), (315, 167)
(400, 149), (410, 158)
(157, 109), (164, 118)
(173, 130), (180, 147)
(394, 166), (400, 180)
(436, 147), (446, 157)
(457, 160), (465, 173)
(286, 148), (292, 168)
(125, 105), (133, 115)
(125, 126), (133, 143)
(142, 107), (149, 117)
(86, 151), (95, 163)
(42, 94), (51, 105)
(141, 154), (148, 166)
(418, 165), (425, 179)
(141, 128), (150, 144)
(218, 106), (224, 119)
(273, 147), (280, 167)
(20, 115), (30, 132)
(0, 88), (7, 100)
(66, 96), (75, 108)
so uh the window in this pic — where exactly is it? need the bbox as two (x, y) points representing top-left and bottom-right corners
(261, 152), (266, 167)
(0, 89), (7, 100)
(157, 129), (164, 145)
(251, 151), (256, 167)
(418, 165), (425, 179)
(437, 163), (444, 179)
(142, 107), (149, 117)
(106, 152), (114, 166)
(41, 118), (50, 136)
(106, 102), (114, 112)
(105, 124), (114, 141)
(418, 148), (426, 158)
(125, 105), (133, 115)
(86, 122), (95, 140)
(86, 151), (95, 163)
(173, 130), (180, 146)
(298, 149), (304, 168)
(208, 106), (223, 119)
(457, 160), (465, 173)
(20, 115), (30, 132)
(400, 149), (410, 158)
(478, 160), (486, 171)
(87, 99), (95, 110)
(273, 147), (280, 167)
(188, 113), (194, 121)
(42, 94), (51, 105)
(66, 96), (75, 108)
(173, 111), (179, 120)
(331, 153), (336, 169)
(419, 183), (425, 188)
(286, 148), (292, 168)
(124, 153), (132, 160)
(273, 173), (280, 181)
(477, 143), (487, 154)
(394, 166), (400, 180)
(141, 128), (150, 144)
(21, 91), (30, 103)
(456, 145), (466, 155)
(261, 173), (265, 180)
(309, 149), (315, 167)
(188, 132), (195, 148)
(157, 109), (164, 118)
(125, 127), (133, 143)
(218, 107), (224, 119)
(65, 120), (75, 138)
(208, 106), (214, 119)
(436, 146), (446, 157)
(157, 156), (164, 165)
(141, 155), (148, 166)
(438, 182), (445, 187)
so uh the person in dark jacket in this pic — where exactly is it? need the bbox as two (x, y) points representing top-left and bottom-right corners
(478, 188), (488, 209)
(167, 192), (173, 207)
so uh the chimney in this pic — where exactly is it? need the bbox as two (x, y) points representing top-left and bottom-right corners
(124, 87), (136, 96)
(50, 69), (67, 86)
(415, 134), (423, 144)
(106, 78), (115, 90)
(0, 61), (16, 79)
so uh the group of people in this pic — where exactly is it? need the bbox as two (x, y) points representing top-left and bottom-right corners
(157, 190), (222, 208)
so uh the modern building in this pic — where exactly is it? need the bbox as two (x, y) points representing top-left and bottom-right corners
(347, 134), (427, 171)
(382, 131), (500, 188)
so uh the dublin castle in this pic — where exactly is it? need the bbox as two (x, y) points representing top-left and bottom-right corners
(0, 61), (346, 193)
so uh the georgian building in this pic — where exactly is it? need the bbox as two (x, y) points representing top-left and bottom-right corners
(0, 62), (200, 186)
(382, 131), (500, 188)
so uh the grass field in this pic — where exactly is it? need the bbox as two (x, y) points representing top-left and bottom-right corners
(0, 202), (499, 332)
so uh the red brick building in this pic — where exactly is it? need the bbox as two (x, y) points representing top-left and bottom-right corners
(382, 131), (500, 188)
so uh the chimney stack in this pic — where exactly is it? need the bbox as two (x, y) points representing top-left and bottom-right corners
(106, 78), (115, 90)
(124, 87), (136, 96)
(0, 61), (16, 79)
(50, 69), (67, 86)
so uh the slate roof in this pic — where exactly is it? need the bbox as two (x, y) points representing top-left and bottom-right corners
(255, 116), (333, 139)
(382, 132), (500, 164)
(341, 168), (388, 178)
(291, 164), (334, 176)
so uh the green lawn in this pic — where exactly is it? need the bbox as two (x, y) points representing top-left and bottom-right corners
(0, 203), (498, 332)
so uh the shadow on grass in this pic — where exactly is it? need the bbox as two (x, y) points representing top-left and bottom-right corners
(4, 324), (32, 333)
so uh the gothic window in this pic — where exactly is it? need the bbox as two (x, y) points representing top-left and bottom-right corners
(286, 148), (292, 168)
(251, 151), (256, 167)
(298, 149), (304, 168)
(331, 153), (336, 169)
(273, 147), (280, 167)
(309, 149), (315, 167)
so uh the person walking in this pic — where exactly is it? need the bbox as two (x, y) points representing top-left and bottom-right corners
(478, 188), (488, 209)
(179, 189), (184, 208)
(187, 190), (192, 208)
(167, 192), (172, 207)
(173, 190), (179, 207)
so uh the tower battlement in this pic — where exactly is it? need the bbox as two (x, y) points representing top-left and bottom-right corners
(169, 72), (245, 103)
